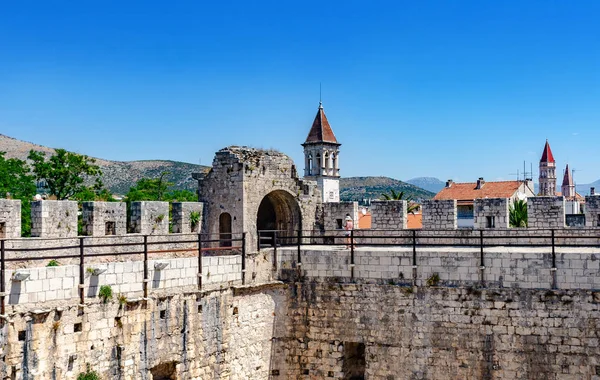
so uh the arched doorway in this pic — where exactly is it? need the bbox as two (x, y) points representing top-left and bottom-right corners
(219, 212), (232, 247)
(257, 190), (301, 247)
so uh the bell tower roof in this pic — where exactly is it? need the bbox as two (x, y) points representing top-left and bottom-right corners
(303, 102), (340, 146)
(562, 164), (574, 187)
(540, 140), (555, 163)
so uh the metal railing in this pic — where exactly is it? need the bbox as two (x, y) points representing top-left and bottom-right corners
(0, 232), (246, 319)
(258, 228), (600, 283)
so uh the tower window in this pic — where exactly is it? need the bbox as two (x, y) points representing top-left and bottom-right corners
(486, 216), (495, 228)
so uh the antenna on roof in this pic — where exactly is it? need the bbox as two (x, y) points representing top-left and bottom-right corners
(319, 82), (322, 108)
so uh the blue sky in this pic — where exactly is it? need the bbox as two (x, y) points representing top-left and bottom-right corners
(1, 1), (599, 185)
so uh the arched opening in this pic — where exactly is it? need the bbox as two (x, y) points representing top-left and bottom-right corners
(307, 154), (313, 175)
(257, 190), (302, 247)
(219, 212), (232, 247)
(316, 154), (321, 175)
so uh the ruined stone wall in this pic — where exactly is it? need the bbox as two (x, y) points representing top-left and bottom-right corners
(474, 198), (509, 229)
(528, 196), (565, 229)
(171, 202), (203, 234)
(322, 201), (358, 231)
(422, 199), (457, 230)
(81, 201), (127, 236)
(30, 200), (78, 238)
(129, 201), (169, 235)
(0, 199), (21, 239)
(271, 284), (600, 379)
(371, 200), (407, 230)
(1, 284), (285, 380)
(585, 195), (600, 227)
(200, 147), (321, 250)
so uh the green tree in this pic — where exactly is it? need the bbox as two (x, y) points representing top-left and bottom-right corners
(125, 174), (173, 202)
(380, 189), (419, 214)
(509, 199), (528, 228)
(28, 149), (103, 200)
(0, 152), (36, 236)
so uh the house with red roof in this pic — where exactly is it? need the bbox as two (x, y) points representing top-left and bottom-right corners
(433, 178), (535, 228)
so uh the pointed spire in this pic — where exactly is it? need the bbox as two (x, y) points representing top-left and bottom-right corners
(540, 139), (555, 163)
(562, 164), (574, 187)
(303, 102), (339, 145)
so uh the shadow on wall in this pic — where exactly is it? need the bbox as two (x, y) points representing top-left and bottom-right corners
(9, 281), (22, 304)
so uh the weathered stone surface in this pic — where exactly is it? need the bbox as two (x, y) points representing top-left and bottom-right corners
(422, 199), (457, 230)
(371, 200), (407, 230)
(528, 196), (565, 229)
(82, 201), (127, 236)
(171, 202), (204, 234)
(30, 200), (78, 238)
(129, 201), (169, 235)
(474, 197), (509, 229)
(585, 195), (600, 227)
(0, 199), (21, 238)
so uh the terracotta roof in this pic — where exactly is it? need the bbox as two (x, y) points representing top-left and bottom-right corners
(433, 181), (523, 201)
(303, 103), (339, 145)
(562, 164), (574, 187)
(358, 212), (371, 229)
(540, 140), (555, 163)
(407, 213), (422, 229)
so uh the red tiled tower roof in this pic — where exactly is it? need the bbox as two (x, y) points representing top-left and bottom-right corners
(540, 140), (555, 163)
(303, 102), (339, 145)
(562, 164), (574, 187)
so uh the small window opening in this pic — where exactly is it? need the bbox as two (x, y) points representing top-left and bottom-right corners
(18, 330), (26, 341)
(336, 219), (343, 229)
(486, 216), (495, 229)
(0, 222), (6, 238)
(597, 214), (600, 227)
(160, 310), (167, 319)
(233, 306), (238, 315)
(74, 323), (82, 333)
(105, 221), (116, 236)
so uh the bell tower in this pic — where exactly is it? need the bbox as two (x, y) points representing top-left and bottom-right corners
(302, 101), (341, 202)
(539, 140), (556, 196)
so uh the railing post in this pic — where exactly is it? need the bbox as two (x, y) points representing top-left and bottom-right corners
(1, 240), (5, 320)
(241, 232), (246, 285)
(79, 237), (85, 305)
(479, 229), (486, 287)
(273, 231), (278, 271)
(143, 235), (149, 299)
(412, 229), (417, 286)
(297, 228), (302, 271)
(197, 233), (203, 291)
(551, 229), (557, 289)
(350, 230), (355, 279)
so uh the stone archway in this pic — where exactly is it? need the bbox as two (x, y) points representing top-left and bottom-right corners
(257, 190), (302, 246)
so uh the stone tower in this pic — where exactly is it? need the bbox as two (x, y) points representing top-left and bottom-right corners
(302, 102), (341, 203)
(561, 163), (575, 198)
(539, 140), (556, 196)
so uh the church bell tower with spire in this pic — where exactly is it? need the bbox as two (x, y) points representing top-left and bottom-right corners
(302, 101), (341, 202)
(539, 140), (556, 196)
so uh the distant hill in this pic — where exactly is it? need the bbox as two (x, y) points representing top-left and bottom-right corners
(0, 134), (208, 194)
(340, 176), (435, 203)
(406, 177), (445, 194)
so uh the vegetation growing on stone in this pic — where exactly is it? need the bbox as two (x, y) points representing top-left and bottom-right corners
(99, 285), (113, 303)
(509, 200), (528, 228)
(77, 364), (100, 380)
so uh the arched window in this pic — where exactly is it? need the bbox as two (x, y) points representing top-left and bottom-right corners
(324, 152), (330, 175)
(331, 153), (337, 173)
(307, 154), (313, 175)
(219, 213), (232, 247)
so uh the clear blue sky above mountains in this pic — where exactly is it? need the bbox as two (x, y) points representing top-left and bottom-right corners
(1, 1), (599, 184)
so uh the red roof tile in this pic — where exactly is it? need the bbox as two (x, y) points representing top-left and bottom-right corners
(303, 103), (339, 145)
(540, 140), (555, 163)
(433, 181), (523, 201)
(562, 164), (573, 187)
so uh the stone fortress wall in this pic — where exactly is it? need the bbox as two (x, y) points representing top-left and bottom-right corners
(2, 143), (600, 379)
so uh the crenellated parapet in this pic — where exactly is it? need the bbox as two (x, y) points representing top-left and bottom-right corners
(528, 196), (565, 229)
(473, 198), (509, 229)
(371, 200), (407, 230)
(129, 201), (170, 235)
(422, 199), (457, 230)
(172, 202), (204, 234)
(0, 199), (21, 239)
(31, 200), (78, 238)
(82, 201), (127, 236)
